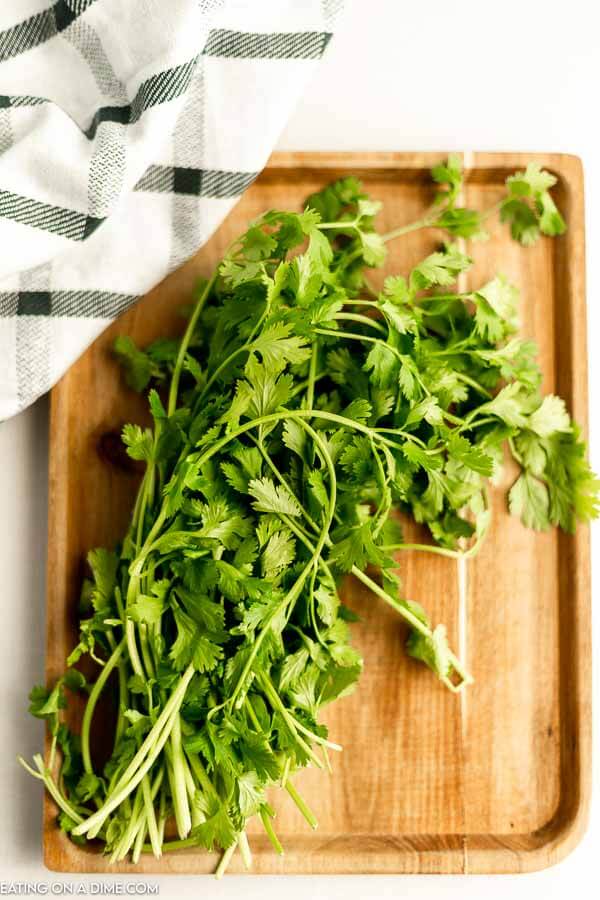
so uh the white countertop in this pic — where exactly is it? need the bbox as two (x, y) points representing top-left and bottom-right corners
(1, 0), (598, 896)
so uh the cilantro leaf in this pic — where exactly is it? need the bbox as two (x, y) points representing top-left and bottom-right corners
(250, 323), (311, 373)
(261, 529), (296, 578)
(248, 477), (302, 517)
(509, 471), (550, 530)
(192, 800), (237, 851)
(409, 244), (472, 292)
(501, 163), (566, 245)
(121, 424), (153, 462)
(407, 624), (452, 679)
(448, 434), (494, 477)
(127, 593), (164, 625)
(529, 395), (571, 438)
(113, 336), (160, 391)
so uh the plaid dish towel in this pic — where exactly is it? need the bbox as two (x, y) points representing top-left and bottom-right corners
(0, 0), (342, 420)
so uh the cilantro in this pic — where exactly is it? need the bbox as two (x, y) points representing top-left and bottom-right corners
(29, 682), (65, 721)
(86, 548), (118, 611)
(250, 323), (311, 372)
(247, 477), (302, 517)
(409, 244), (472, 292)
(122, 423), (154, 462)
(407, 624), (452, 679)
(529, 394), (571, 438)
(192, 800), (237, 852)
(431, 154), (463, 206)
(501, 163), (567, 244)
(127, 592), (164, 625)
(509, 471), (550, 531)
(113, 335), (162, 391)
(23, 158), (597, 876)
(261, 529), (296, 578)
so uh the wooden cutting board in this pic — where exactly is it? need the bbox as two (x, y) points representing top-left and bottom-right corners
(44, 152), (591, 875)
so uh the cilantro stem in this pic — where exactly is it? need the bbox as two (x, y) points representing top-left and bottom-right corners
(257, 673), (323, 769)
(184, 748), (216, 799)
(226, 572), (311, 712)
(238, 831), (252, 870)
(250, 440), (339, 601)
(23, 754), (84, 824)
(260, 807), (284, 855)
(454, 371), (493, 399)
(17, 755), (44, 782)
(322, 210), (438, 244)
(168, 273), (217, 416)
(314, 326), (395, 352)
(139, 623), (155, 677)
(417, 292), (472, 302)
(285, 781), (318, 829)
(143, 835), (199, 853)
(127, 506), (169, 580)
(382, 215), (438, 242)
(317, 218), (359, 231)
(382, 538), (484, 561)
(81, 639), (125, 774)
(125, 616), (145, 679)
(169, 714), (192, 839)
(457, 415), (497, 433)
(291, 416), (337, 529)
(289, 716), (342, 752)
(371, 426), (428, 448)
(342, 298), (379, 307)
(132, 817), (147, 864)
(350, 566), (471, 690)
(111, 784), (144, 862)
(306, 342), (318, 412)
(307, 564), (327, 649)
(335, 312), (387, 334)
(48, 733), (58, 772)
(350, 566), (431, 637)
(244, 695), (262, 731)
(74, 665), (194, 838)
(283, 514), (337, 582)
(281, 755), (291, 788)
(157, 790), (167, 846)
(369, 436), (392, 536)
(260, 671), (341, 751)
(215, 842), (238, 879)
(134, 472), (150, 552)
(141, 768), (162, 859)
(108, 626), (128, 747)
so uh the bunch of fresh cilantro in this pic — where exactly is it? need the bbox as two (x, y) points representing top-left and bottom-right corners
(20, 157), (598, 876)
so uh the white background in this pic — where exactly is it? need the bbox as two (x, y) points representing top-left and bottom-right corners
(0, 0), (598, 896)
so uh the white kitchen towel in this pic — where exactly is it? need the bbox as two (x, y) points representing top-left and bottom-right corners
(0, 0), (343, 420)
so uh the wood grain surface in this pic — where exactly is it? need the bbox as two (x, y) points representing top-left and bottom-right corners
(43, 152), (591, 875)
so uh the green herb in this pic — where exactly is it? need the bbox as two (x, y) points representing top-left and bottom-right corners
(20, 158), (597, 875)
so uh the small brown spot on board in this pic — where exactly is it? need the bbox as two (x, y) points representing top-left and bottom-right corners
(96, 429), (141, 474)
